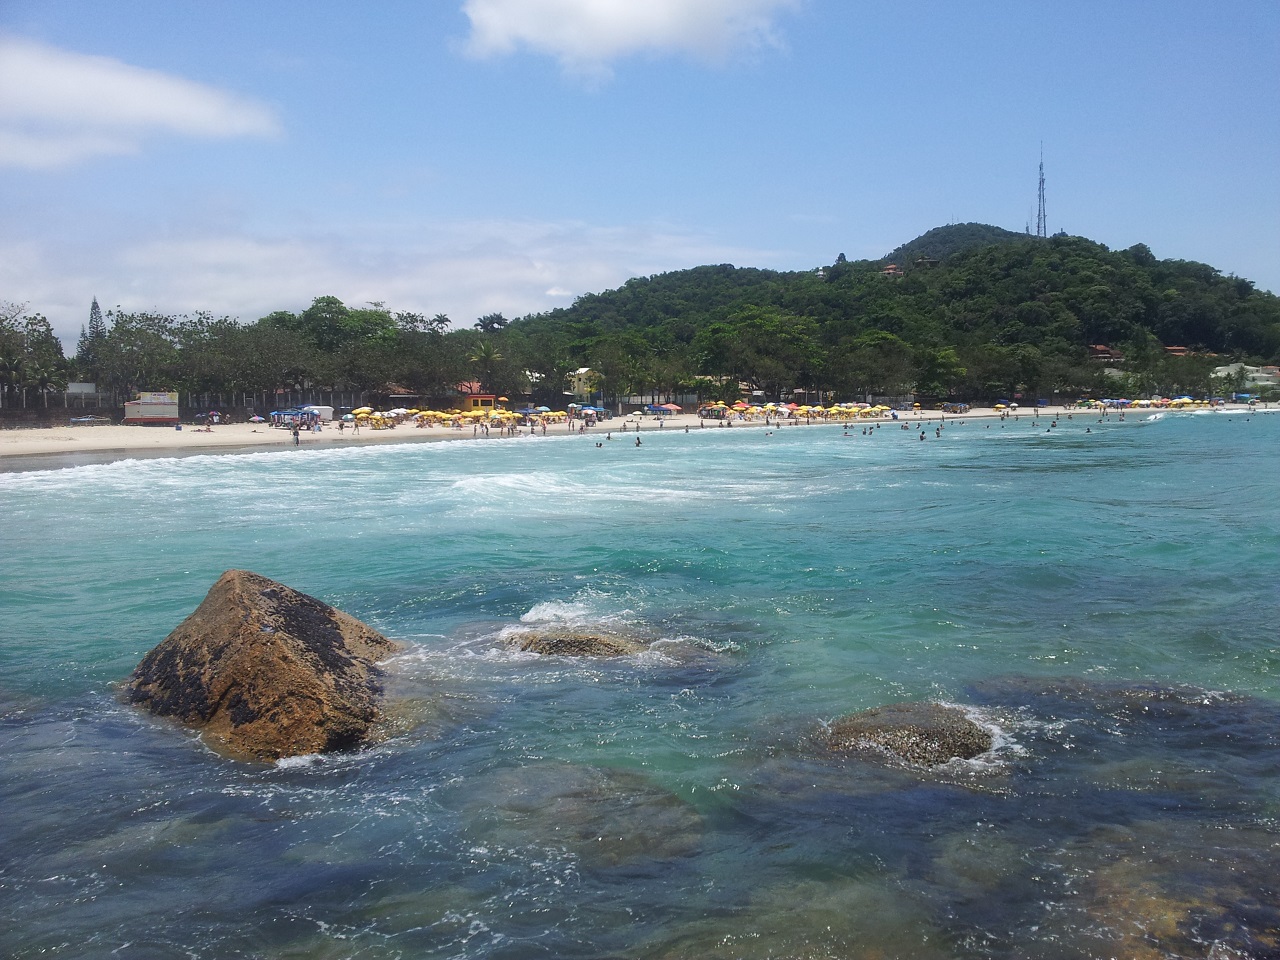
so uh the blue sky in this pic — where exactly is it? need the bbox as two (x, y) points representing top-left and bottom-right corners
(2, 1), (1277, 347)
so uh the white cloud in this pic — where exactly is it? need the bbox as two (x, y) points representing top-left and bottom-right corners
(461, 0), (800, 78)
(0, 217), (782, 346)
(0, 35), (280, 169)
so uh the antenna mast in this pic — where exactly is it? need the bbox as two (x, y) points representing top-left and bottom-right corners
(1035, 145), (1047, 238)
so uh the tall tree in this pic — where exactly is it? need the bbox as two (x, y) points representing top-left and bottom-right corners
(474, 313), (509, 335)
(76, 298), (109, 384)
(467, 339), (504, 394)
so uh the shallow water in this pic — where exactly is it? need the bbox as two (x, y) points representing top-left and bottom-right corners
(2, 411), (1279, 958)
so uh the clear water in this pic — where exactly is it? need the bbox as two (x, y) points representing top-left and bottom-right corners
(2, 411), (1279, 959)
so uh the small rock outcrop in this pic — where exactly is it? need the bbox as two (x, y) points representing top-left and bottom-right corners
(825, 701), (992, 766)
(125, 570), (400, 761)
(506, 630), (649, 657)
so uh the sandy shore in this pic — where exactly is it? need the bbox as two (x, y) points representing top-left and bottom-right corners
(0, 405), (1260, 471)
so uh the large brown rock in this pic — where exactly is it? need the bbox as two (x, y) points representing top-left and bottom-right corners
(825, 701), (993, 766)
(125, 570), (400, 761)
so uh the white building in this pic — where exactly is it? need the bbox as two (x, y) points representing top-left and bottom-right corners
(1213, 363), (1280, 389)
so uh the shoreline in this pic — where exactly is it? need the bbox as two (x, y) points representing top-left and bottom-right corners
(0, 404), (1264, 473)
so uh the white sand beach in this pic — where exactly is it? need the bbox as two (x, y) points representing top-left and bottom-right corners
(0, 404), (1260, 468)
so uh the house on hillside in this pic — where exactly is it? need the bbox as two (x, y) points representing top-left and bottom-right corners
(1087, 344), (1124, 362)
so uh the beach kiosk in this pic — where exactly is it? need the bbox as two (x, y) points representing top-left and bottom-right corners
(462, 393), (497, 413)
(122, 391), (179, 425)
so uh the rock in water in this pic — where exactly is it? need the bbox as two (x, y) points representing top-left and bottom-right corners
(825, 702), (992, 766)
(507, 630), (649, 657)
(125, 570), (400, 761)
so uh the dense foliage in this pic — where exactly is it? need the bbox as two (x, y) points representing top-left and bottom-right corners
(883, 222), (1028, 265)
(509, 228), (1280, 402)
(5, 225), (1278, 410)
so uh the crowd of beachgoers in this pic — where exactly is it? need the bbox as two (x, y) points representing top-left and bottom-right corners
(0, 397), (1268, 467)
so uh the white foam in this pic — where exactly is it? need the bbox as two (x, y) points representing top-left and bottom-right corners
(936, 702), (1028, 775)
(520, 599), (598, 624)
(275, 752), (325, 769)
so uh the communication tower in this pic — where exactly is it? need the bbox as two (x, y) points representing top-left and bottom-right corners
(1035, 146), (1047, 238)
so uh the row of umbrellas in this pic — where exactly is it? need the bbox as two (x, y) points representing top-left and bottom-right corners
(341, 406), (576, 428)
(1077, 397), (1222, 408)
(699, 401), (899, 420)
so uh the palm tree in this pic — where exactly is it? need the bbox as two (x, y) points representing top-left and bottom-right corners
(19, 361), (47, 409)
(0, 351), (21, 409)
(28, 362), (67, 407)
(468, 340), (503, 394)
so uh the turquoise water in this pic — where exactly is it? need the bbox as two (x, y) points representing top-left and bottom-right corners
(2, 410), (1279, 959)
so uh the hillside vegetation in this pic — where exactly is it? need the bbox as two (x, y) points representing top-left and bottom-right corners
(4, 224), (1277, 409)
(510, 227), (1280, 401)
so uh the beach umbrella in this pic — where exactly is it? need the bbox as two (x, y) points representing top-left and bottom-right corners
(351, 406), (373, 415)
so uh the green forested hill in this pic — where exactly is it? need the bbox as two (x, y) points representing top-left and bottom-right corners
(883, 222), (1028, 264)
(507, 227), (1280, 402)
(12, 224), (1276, 412)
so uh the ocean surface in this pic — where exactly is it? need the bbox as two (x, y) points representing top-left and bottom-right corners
(2, 409), (1279, 959)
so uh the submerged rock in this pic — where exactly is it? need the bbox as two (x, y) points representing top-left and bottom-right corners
(506, 629), (649, 657)
(646, 877), (952, 960)
(124, 569), (400, 762)
(825, 701), (992, 766)
(459, 762), (703, 867)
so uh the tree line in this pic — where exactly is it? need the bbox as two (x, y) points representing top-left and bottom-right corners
(4, 226), (1278, 412)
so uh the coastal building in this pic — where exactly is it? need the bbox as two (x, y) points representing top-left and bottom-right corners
(1213, 363), (1280, 390)
(462, 393), (497, 413)
(122, 391), (179, 425)
(1087, 344), (1124, 362)
(568, 367), (600, 402)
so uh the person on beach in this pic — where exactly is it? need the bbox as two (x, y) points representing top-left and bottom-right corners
(292, 425), (300, 446)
